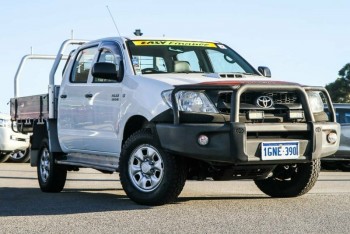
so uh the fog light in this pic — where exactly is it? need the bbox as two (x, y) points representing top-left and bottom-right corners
(327, 132), (338, 144)
(247, 111), (264, 120)
(289, 110), (304, 120)
(198, 135), (209, 146)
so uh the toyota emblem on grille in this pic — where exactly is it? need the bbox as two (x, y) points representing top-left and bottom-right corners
(256, 96), (274, 108)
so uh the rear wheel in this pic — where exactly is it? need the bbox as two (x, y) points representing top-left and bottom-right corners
(120, 129), (187, 205)
(255, 159), (320, 197)
(37, 139), (67, 192)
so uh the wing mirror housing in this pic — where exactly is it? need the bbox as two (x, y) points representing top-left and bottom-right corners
(92, 62), (122, 82)
(258, 66), (271, 78)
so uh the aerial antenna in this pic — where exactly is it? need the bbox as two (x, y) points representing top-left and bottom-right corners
(71, 29), (74, 39)
(106, 5), (122, 37)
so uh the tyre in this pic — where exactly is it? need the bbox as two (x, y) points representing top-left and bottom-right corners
(8, 147), (31, 163)
(37, 139), (67, 192)
(119, 129), (187, 205)
(254, 159), (321, 197)
(0, 153), (10, 163)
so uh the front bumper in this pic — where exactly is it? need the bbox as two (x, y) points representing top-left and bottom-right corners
(156, 83), (340, 165)
(156, 122), (340, 165)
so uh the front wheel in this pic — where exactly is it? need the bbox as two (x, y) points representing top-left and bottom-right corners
(37, 139), (67, 192)
(255, 159), (321, 197)
(119, 129), (187, 205)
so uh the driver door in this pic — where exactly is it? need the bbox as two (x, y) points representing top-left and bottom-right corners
(83, 41), (123, 154)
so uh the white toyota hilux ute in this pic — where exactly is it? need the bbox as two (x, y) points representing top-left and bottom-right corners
(11, 37), (340, 205)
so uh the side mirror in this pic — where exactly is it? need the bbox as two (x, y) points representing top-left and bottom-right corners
(91, 62), (121, 82)
(258, 66), (271, 78)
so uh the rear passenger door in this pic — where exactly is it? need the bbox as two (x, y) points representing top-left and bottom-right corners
(58, 45), (98, 152)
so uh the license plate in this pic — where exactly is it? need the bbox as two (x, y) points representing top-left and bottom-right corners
(261, 141), (299, 160)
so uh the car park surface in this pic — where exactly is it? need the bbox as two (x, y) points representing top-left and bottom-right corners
(1, 163), (350, 233)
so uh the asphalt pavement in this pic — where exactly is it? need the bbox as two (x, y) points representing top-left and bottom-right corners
(1, 163), (350, 233)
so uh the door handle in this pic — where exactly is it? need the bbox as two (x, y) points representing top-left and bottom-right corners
(60, 94), (67, 99)
(85, 93), (93, 98)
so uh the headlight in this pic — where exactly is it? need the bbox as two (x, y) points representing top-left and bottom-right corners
(161, 90), (218, 113)
(307, 91), (324, 113)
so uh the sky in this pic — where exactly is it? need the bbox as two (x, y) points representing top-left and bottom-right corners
(0, 0), (349, 114)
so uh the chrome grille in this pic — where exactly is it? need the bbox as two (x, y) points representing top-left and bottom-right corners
(265, 92), (298, 104)
(215, 91), (303, 123)
(217, 92), (298, 106)
(240, 92), (298, 105)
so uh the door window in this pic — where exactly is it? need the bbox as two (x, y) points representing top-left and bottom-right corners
(71, 47), (97, 83)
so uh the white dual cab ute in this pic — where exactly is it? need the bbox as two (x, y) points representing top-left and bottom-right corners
(11, 37), (340, 205)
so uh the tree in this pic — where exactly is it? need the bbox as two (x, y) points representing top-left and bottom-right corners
(339, 63), (350, 80)
(325, 63), (350, 103)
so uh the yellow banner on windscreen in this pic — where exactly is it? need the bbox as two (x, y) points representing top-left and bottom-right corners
(133, 40), (217, 48)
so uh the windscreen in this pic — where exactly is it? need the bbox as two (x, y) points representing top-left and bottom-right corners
(127, 40), (258, 75)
